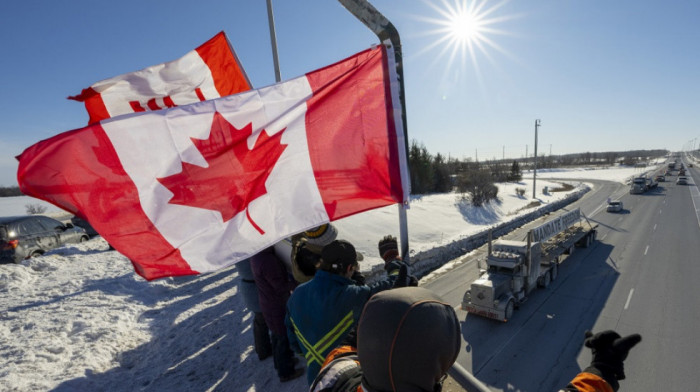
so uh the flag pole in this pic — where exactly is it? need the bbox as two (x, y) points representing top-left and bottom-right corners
(336, 0), (411, 263)
(336, 2), (491, 392)
(266, 0), (282, 82)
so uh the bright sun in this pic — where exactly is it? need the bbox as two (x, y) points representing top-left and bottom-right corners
(415, 0), (514, 74)
(449, 10), (483, 44)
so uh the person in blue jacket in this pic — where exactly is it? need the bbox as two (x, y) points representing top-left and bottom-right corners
(285, 239), (407, 385)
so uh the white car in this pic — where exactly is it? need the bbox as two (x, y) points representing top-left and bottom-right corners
(676, 176), (688, 185)
(606, 200), (623, 212)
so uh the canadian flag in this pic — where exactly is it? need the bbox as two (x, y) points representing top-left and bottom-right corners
(68, 31), (250, 124)
(17, 46), (408, 280)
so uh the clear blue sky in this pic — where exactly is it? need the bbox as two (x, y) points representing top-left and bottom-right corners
(2, 0), (699, 187)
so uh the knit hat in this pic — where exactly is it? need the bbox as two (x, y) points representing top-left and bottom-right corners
(357, 287), (460, 392)
(320, 239), (362, 273)
(303, 224), (338, 247)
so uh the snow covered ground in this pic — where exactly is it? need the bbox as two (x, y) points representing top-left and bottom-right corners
(0, 165), (655, 391)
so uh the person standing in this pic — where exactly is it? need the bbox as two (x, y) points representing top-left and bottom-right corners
(286, 239), (403, 385)
(290, 223), (339, 284)
(236, 259), (272, 361)
(250, 247), (305, 382)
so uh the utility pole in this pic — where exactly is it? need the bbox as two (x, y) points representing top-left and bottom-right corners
(533, 119), (540, 198)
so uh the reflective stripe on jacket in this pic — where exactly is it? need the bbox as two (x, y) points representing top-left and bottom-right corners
(286, 270), (396, 384)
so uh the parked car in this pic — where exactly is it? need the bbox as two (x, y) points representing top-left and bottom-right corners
(607, 200), (624, 213)
(676, 176), (688, 185)
(70, 215), (99, 237)
(0, 215), (89, 263)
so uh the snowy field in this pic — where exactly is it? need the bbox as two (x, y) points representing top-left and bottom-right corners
(0, 165), (656, 391)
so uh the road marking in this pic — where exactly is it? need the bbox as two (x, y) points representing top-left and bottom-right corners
(624, 289), (635, 310)
(653, 224), (657, 231)
(689, 182), (700, 230)
(601, 233), (607, 241)
(644, 245), (649, 255)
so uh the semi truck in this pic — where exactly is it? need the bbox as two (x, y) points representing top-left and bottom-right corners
(461, 208), (598, 322)
(630, 176), (649, 194)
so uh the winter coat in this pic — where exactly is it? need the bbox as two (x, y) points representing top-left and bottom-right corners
(286, 269), (397, 385)
(560, 371), (615, 392)
(236, 259), (261, 313)
(309, 287), (460, 392)
(250, 247), (297, 336)
(313, 349), (616, 392)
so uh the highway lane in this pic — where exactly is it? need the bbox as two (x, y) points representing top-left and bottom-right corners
(602, 172), (700, 391)
(424, 176), (700, 391)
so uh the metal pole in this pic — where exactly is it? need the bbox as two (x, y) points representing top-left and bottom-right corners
(337, 0), (411, 262)
(266, 0), (282, 82)
(447, 362), (492, 392)
(533, 119), (540, 198)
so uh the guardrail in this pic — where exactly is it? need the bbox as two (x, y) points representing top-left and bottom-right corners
(364, 184), (590, 283)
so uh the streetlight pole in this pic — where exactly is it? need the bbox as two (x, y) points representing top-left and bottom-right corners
(533, 119), (540, 198)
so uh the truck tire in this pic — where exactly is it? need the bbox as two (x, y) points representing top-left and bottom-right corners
(542, 271), (551, 288)
(551, 263), (558, 281)
(505, 300), (514, 321)
(582, 234), (590, 248)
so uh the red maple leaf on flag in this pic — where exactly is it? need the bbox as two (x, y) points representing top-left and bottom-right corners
(157, 112), (287, 233)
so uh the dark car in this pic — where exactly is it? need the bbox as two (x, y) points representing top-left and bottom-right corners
(0, 215), (89, 263)
(70, 215), (99, 237)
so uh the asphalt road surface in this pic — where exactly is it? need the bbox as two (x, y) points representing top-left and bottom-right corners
(424, 166), (700, 391)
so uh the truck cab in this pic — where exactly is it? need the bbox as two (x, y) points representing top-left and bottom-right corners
(462, 240), (542, 321)
(630, 176), (647, 194)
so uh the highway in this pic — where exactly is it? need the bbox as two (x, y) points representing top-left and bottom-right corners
(424, 163), (700, 391)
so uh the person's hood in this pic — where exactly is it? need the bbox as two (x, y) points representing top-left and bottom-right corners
(357, 287), (461, 392)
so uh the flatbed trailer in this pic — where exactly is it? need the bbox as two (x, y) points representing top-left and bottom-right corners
(462, 208), (598, 321)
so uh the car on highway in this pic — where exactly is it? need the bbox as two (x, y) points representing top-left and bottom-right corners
(0, 215), (89, 263)
(655, 175), (665, 182)
(606, 200), (624, 212)
(676, 176), (688, 185)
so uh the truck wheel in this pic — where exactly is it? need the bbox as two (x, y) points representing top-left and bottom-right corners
(582, 234), (590, 248)
(542, 271), (551, 288)
(551, 264), (558, 281)
(505, 300), (514, 321)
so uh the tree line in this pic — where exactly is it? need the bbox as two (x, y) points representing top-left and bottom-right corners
(0, 186), (22, 197)
(409, 141), (522, 206)
(408, 140), (668, 206)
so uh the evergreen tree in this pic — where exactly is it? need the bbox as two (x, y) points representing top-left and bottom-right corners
(509, 160), (522, 181)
